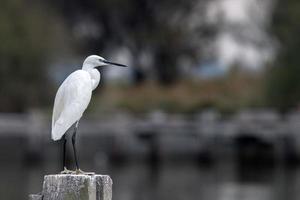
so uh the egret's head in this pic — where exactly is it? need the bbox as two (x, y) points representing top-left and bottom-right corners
(83, 55), (128, 70)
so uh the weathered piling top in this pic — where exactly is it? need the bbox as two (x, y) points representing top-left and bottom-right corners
(29, 174), (112, 200)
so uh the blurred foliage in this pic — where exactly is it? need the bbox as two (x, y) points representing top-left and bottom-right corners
(52, 0), (210, 84)
(89, 71), (264, 114)
(0, 0), (67, 112)
(0, 0), (214, 113)
(265, 0), (300, 111)
(0, 0), (299, 113)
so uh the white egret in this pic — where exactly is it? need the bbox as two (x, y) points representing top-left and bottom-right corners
(51, 55), (127, 174)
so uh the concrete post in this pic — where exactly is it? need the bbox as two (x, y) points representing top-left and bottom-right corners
(29, 174), (112, 200)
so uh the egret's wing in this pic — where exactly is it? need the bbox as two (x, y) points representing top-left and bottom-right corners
(51, 70), (92, 141)
(52, 84), (65, 130)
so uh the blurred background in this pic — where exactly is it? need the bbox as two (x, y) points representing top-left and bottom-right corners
(1, 0), (300, 199)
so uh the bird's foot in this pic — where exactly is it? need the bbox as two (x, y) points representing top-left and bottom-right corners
(75, 168), (85, 174)
(74, 168), (95, 175)
(60, 167), (75, 174)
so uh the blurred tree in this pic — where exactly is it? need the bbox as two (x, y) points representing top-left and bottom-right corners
(0, 0), (66, 112)
(266, 0), (300, 110)
(53, 0), (211, 85)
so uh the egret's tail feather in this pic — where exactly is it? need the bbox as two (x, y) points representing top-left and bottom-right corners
(51, 120), (72, 141)
(51, 132), (62, 141)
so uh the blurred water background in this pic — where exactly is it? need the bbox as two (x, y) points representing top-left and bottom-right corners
(1, 0), (300, 199)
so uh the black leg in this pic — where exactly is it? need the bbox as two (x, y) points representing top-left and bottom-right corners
(72, 121), (80, 170)
(62, 134), (67, 170)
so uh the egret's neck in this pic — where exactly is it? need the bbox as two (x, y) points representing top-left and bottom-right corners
(82, 63), (94, 71)
(82, 66), (100, 90)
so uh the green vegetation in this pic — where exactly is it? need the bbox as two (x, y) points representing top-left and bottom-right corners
(0, 0), (67, 112)
(89, 71), (264, 114)
(265, 0), (300, 111)
(0, 0), (299, 113)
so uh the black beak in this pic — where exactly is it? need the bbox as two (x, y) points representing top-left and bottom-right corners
(103, 60), (128, 67)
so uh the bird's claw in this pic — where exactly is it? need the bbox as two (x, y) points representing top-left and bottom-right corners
(75, 169), (85, 174)
(60, 167), (95, 175)
(60, 167), (75, 174)
(74, 169), (95, 175)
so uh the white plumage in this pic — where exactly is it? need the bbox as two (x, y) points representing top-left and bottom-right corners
(51, 55), (115, 141)
(51, 55), (127, 172)
(51, 70), (93, 140)
(51, 55), (127, 142)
